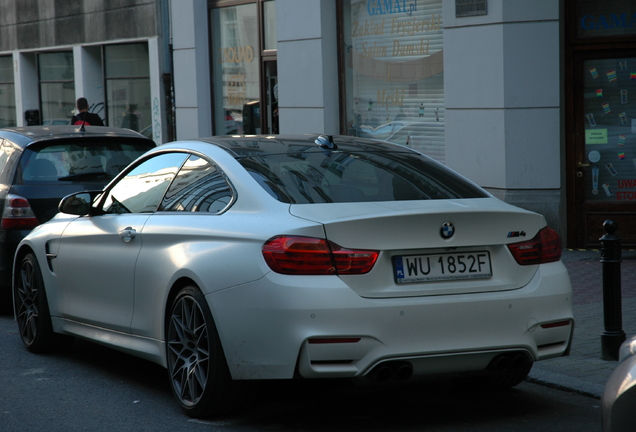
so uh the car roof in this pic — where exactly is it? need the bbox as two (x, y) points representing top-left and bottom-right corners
(192, 134), (417, 157)
(0, 126), (152, 148)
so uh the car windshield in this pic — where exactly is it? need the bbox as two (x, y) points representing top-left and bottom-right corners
(239, 150), (488, 204)
(17, 140), (153, 184)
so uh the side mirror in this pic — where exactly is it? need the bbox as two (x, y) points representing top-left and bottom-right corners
(59, 191), (99, 215)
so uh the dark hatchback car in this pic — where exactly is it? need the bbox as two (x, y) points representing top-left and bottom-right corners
(0, 126), (155, 296)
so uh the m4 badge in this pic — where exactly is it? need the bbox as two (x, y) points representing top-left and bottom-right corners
(507, 231), (527, 238)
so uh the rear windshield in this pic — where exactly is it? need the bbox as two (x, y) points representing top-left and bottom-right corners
(17, 139), (154, 184)
(240, 151), (488, 204)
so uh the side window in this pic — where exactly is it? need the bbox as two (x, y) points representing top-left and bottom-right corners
(159, 155), (234, 213)
(102, 152), (189, 214)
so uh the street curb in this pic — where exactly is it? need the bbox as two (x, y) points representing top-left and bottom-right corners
(527, 369), (604, 400)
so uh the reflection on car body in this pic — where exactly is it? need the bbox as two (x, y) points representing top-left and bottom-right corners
(358, 121), (407, 140)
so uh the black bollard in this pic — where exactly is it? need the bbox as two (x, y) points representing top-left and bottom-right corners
(600, 220), (626, 361)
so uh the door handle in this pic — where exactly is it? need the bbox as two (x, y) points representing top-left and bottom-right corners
(118, 227), (136, 243)
(576, 162), (591, 177)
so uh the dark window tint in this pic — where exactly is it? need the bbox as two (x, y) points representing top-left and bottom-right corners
(102, 152), (188, 214)
(160, 155), (233, 213)
(240, 151), (488, 204)
(18, 140), (153, 183)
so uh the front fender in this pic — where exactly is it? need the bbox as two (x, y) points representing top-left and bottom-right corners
(14, 215), (78, 318)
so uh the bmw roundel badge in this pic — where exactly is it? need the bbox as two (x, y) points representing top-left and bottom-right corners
(440, 222), (455, 239)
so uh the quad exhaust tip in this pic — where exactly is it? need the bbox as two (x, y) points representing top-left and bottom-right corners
(487, 352), (532, 373)
(368, 361), (414, 383)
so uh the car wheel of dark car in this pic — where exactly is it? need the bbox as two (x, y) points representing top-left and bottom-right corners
(166, 286), (243, 418)
(14, 253), (58, 353)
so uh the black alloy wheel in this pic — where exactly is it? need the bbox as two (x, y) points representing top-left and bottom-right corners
(14, 253), (56, 353)
(166, 286), (243, 418)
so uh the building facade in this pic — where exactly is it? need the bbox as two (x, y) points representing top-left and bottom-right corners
(0, 0), (634, 247)
(0, 0), (169, 142)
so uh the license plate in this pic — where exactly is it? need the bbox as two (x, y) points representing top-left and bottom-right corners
(393, 251), (492, 284)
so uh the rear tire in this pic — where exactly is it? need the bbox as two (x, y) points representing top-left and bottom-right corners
(14, 253), (58, 353)
(166, 286), (244, 418)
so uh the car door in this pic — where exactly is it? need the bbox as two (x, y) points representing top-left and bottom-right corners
(56, 152), (190, 332)
(129, 154), (238, 338)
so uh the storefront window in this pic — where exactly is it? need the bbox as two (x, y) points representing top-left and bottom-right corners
(582, 56), (636, 203)
(0, 56), (16, 128)
(211, 4), (260, 134)
(38, 52), (75, 125)
(341, 0), (445, 162)
(577, 0), (636, 38)
(264, 1), (277, 51)
(105, 43), (151, 133)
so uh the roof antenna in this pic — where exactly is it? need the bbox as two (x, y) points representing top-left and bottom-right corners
(315, 135), (337, 150)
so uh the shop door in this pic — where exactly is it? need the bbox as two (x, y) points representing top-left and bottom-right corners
(571, 52), (636, 247)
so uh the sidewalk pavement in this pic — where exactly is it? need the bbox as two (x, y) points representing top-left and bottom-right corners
(527, 248), (636, 399)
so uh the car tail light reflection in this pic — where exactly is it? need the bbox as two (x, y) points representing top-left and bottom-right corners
(1, 194), (39, 230)
(507, 226), (561, 265)
(541, 320), (571, 329)
(262, 235), (379, 275)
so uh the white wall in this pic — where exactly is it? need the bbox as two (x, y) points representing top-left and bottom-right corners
(13, 52), (38, 126)
(169, 0), (341, 137)
(171, 0), (212, 140)
(277, 0), (339, 134)
(444, 0), (561, 191)
(73, 45), (104, 118)
(148, 37), (165, 143)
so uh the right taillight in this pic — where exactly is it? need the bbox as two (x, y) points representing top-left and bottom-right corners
(262, 235), (379, 275)
(507, 226), (561, 265)
(1, 194), (40, 230)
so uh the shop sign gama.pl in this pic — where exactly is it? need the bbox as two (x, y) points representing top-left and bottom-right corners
(351, 0), (443, 83)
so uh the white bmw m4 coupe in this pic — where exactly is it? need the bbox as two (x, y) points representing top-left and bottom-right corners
(13, 134), (573, 418)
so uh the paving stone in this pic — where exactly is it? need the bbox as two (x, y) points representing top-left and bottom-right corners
(529, 249), (636, 398)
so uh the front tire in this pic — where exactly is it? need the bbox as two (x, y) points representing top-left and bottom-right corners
(166, 286), (243, 418)
(14, 253), (57, 353)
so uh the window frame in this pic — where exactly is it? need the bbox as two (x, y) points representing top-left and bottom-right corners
(0, 55), (16, 128)
(158, 154), (237, 214)
(208, 0), (277, 135)
(96, 150), (237, 216)
(37, 51), (75, 125)
(104, 42), (151, 132)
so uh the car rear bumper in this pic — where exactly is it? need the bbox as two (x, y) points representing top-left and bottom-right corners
(207, 261), (573, 381)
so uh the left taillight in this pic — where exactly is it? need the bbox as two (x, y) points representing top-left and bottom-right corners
(262, 235), (379, 275)
(507, 226), (561, 265)
(1, 194), (40, 230)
